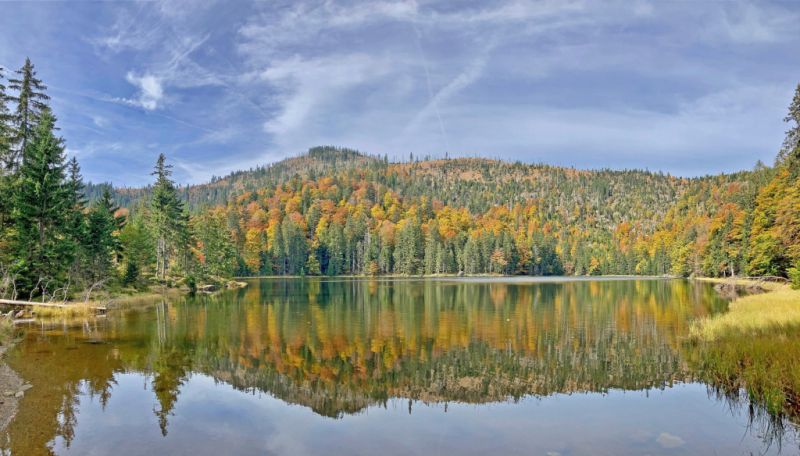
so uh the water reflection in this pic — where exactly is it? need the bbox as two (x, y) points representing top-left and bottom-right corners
(3, 278), (794, 455)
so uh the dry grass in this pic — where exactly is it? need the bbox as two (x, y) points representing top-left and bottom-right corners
(30, 303), (97, 319)
(0, 318), (14, 346)
(690, 281), (800, 341)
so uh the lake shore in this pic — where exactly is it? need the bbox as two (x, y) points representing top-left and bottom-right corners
(690, 277), (800, 340)
(0, 326), (23, 433)
(237, 273), (679, 282)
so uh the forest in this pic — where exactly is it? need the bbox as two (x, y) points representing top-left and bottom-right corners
(1, 58), (799, 300)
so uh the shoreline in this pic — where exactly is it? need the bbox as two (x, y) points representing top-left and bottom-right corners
(236, 274), (680, 282)
(0, 335), (23, 433)
(690, 277), (799, 340)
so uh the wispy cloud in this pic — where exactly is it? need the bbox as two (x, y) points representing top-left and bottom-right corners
(3, 0), (796, 185)
(118, 72), (164, 110)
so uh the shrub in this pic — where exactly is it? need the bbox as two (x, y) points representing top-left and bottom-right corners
(788, 263), (800, 290)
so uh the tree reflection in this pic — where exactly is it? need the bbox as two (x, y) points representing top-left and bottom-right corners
(7, 278), (782, 455)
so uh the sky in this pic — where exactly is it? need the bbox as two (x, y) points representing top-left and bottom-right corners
(0, 0), (798, 186)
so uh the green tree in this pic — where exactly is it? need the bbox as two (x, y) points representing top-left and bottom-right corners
(85, 188), (124, 283)
(149, 154), (185, 280)
(393, 219), (422, 275)
(11, 109), (72, 297)
(65, 157), (88, 277)
(0, 66), (14, 171)
(8, 58), (49, 169)
(282, 217), (307, 275)
(193, 210), (237, 277)
(119, 206), (155, 286)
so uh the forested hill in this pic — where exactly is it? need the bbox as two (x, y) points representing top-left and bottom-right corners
(91, 136), (799, 280)
(93, 145), (687, 216)
(4, 57), (797, 302)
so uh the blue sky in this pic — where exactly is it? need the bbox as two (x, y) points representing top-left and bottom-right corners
(1, 0), (798, 186)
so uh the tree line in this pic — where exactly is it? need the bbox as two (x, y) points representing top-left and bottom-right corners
(1, 59), (798, 297)
(0, 59), (237, 300)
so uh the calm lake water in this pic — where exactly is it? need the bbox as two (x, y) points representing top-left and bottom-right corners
(3, 278), (799, 455)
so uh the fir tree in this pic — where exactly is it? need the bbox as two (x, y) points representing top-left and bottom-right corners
(85, 188), (124, 282)
(149, 153), (184, 280)
(8, 58), (50, 170)
(0, 66), (14, 171)
(12, 109), (72, 297)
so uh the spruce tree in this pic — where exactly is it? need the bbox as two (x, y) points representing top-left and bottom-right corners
(149, 153), (184, 280)
(0, 67), (15, 240)
(12, 108), (72, 297)
(0, 67), (14, 171)
(85, 188), (124, 282)
(8, 58), (50, 169)
(65, 157), (88, 274)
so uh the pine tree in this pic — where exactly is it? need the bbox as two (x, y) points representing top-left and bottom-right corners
(778, 83), (800, 172)
(12, 109), (72, 297)
(0, 66), (14, 171)
(119, 206), (155, 285)
(8, 58), (50, 170)
(149, 153), (184, 280)
(0, 67), (14, 242)
(65, 157), (88, 273)
(193, 210), (236, 277)
(85, 188), (124, 282)
(393, 219), (422, 275)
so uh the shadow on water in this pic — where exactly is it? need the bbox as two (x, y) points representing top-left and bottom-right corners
(1, 278), (798, 454)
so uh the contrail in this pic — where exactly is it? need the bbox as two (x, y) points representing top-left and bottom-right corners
(411, 20), (451, 155)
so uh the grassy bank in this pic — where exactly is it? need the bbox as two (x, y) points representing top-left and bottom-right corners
(686, 277), (800, 422)
(690, 279), (800, 340)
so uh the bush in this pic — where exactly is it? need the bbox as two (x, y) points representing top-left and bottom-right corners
(788, 263), (800, 290)
(185, 274), (197, 293)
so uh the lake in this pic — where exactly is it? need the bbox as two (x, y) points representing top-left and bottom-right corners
(3, 278), (798, 455)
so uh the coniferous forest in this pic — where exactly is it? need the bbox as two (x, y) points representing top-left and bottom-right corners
(1, 59), (799, 300)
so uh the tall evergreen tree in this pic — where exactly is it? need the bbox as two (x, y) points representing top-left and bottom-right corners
(85, 188), (125, 283)
(8, 58), (50, 169)
(0, 66), (14, 171)
(0, 67), (15, 243)
(12, 109), (72, 297)
(778, 83), (800, 172)
(149, 153), (185, 280)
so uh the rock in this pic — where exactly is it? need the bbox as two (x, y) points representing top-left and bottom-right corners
(3, 391), (13, 397)
(20, 384), (32, 392)
(14, 391), (23, 398)
(457, 271), (465, 277)
(14, 310), (25, 319)
(198, 284), (218, 293)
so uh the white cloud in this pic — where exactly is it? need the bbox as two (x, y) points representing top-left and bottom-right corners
(718, 2), (800, 44)
(121, 72), (164, 111)
(259, 54), (393, 138)
(656, 432), (685, 449)
(92, 115), (109, 128)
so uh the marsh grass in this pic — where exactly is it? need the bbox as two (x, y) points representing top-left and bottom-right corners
(686, 279), (800, 431)
(30, 303), (96, 319)
(690, 284), (800, 340)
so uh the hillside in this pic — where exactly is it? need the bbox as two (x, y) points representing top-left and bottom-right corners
(100, 146), (712, 277)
